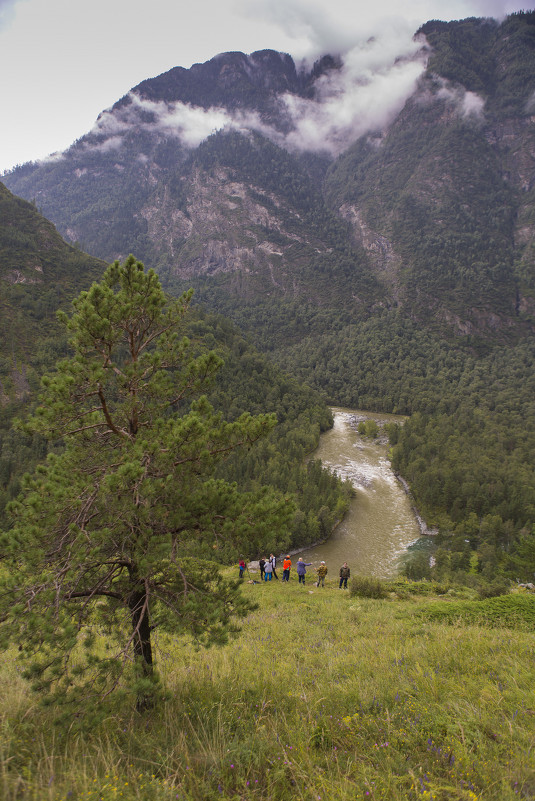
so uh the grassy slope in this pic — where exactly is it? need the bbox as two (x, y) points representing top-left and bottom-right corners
(1, 576), (534, 800)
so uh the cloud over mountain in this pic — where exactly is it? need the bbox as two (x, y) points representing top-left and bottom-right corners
(86, 28), (428, 159)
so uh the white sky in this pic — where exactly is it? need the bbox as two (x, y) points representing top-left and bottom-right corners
(0, 0), (522, 174)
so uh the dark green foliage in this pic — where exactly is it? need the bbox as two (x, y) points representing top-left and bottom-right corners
(325, 105), (517, 318)
(0, 182), (106, 518)
(269, 310), (535, 583)
(0, 257), (296, 711)
(476, 579), (512, 599)
(401, 552), (433, 582)
(0, 182), (105, 362)
(0, 183), (350, 548)
(421, 12), (535, 116)
(349, 576), (388, 599)
(415, 593), (535, 630)
(190, 313), (352, 548)
(419, 17), (499, 95)
(357, 420), (378, 439)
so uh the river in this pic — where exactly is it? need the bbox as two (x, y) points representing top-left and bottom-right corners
(297, 408), (421, 579)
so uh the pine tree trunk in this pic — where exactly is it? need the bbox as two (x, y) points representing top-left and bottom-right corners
(128, 585), (154, 711)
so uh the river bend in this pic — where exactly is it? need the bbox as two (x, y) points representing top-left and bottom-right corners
(297, 408), (420, 579)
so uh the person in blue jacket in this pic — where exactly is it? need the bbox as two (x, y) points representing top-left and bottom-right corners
(296, 557), (312, 585)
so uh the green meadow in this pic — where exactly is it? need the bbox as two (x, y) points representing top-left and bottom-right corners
(1, 574), (534, 801)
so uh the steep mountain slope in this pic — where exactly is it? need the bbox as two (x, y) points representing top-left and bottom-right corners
(0, 182), (105, 401)
(1, 51), (355, 287)
(3, 13), (535, 344)
(326, 12), (535, 335)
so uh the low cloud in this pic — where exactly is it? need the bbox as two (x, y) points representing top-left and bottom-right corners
(82, 135), (124, 153)
(281, 28), (428, 154)
(87, 27), (428, 158)
(461, 91), (485, 118)
(90, 93), (277, 150)
(436, 80), (486, 119)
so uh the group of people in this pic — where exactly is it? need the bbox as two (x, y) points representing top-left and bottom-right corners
(238, 555), (351, 588)
(259, 555), (278, 581)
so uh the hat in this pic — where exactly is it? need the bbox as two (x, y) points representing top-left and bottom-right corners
(321, 561), (325, 564)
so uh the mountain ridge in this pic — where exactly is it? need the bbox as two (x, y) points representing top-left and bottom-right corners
(3, 11), (535, 342)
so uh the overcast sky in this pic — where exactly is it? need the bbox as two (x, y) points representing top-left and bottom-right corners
(0, 0), (522, 174)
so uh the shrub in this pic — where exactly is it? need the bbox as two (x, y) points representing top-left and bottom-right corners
(476, 579), (511, 599)
(401, 551), (432, 580)
(349, 575), (388, 599)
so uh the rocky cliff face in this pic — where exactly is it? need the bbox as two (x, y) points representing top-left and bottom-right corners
(3, 13), (535, 341)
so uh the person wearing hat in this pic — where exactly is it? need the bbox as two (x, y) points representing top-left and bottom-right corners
(315, 561), (328, 587)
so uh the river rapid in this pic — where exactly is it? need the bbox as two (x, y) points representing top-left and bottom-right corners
(297, 408), (421, 579)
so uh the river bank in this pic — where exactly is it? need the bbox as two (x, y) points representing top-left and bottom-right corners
(295, 408), (422, 579)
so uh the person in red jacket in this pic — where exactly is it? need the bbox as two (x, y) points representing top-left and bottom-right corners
(238, 558), (246, 579)
(282, 556), (292, 582)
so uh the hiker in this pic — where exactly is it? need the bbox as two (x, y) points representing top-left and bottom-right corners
(339, 562), (350, 589)
(269, 553), (279, 580)
(264, 558), (273, 581)
(258, 557), (266, 581)
(282, 555), (292, 582)
(238, 558), (246, 579)
(296, 557), (312, 585)
(315, 561), (328, 587)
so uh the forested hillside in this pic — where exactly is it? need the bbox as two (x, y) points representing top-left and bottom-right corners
(0, 184), (350, 555)
(0, 183), (106, 514)
(2, 12), (535, 583)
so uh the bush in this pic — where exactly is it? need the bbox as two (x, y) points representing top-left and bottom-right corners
(476, 579), (511, 599)
(349, 575), (388, 599)
(401, 551), (432, 580)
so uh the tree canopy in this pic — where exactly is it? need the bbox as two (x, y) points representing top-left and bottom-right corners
(0, 256), (293, 714)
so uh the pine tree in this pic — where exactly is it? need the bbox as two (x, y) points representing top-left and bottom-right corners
(0, 256), (292, 713)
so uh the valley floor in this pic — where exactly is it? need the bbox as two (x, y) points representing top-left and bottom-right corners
(1, 575), (535, 800)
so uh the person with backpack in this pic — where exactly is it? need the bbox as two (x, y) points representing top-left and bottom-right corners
(296, 557), (312, 585)
(339, 562), (350, 589)
(315, 561), (328, 587)
(258, 557), (266, 581)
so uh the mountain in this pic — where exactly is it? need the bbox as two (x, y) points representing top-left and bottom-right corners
(4, 13), (535, 580)
(2, 49), (382, 336)
(326, 12), (535, 335)
(0, 182), (105, 402)
(5, 14), (535, 345)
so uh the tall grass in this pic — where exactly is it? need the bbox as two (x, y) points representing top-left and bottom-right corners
(1, 577), (534, 799)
